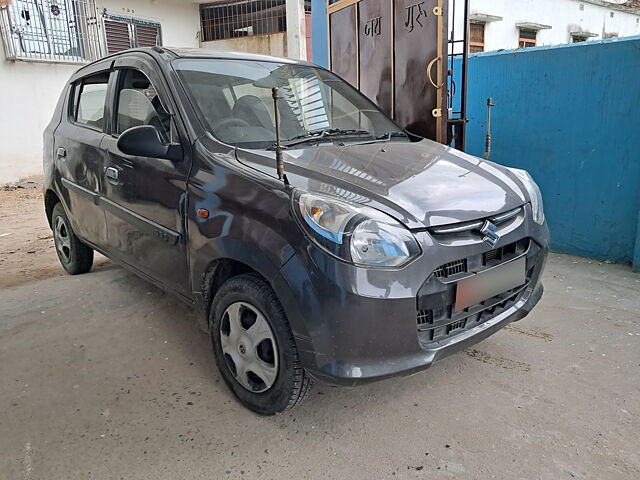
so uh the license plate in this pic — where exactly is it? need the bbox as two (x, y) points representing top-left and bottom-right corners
(455, 257), (526, 312)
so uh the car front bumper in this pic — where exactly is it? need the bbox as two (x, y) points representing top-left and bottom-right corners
(273, 205), (549, 386)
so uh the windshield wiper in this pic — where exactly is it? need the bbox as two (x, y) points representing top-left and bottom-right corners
(338, 130), (409, 146)
(280, 128), (372, 148)
(376, 130), (409, 140)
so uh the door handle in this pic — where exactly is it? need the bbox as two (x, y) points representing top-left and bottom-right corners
(57, 147), (66, 159)
(426, 56), (444, 89)
(105, 166), (120, 183)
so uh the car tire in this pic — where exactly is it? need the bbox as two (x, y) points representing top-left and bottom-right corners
(51, 202), (94, 275)
(210, 273), (312, 415)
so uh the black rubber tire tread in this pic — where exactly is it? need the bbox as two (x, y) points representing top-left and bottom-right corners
(210, 273), (313, 414)
(51, 202), (94, 275)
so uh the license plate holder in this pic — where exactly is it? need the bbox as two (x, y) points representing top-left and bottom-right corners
(455, 257), (526, 312)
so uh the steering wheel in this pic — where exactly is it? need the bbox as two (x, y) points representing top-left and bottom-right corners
(211, 118), (250, 132)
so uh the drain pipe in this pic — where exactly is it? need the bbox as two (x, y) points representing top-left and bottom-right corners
(483, 97), (495, 160)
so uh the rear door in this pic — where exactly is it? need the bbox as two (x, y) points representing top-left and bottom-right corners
(54, 69), (111, 247)
(100, 55), (191, 295)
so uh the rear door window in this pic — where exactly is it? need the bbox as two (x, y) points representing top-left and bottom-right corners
(72, 73), (110, 131)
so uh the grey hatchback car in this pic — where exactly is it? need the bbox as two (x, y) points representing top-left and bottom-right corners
(43, 47), (548, 414)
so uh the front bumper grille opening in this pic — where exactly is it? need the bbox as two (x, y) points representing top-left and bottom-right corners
(446, 319), (466, 333)
(484, 248), (502, 263)
(432, 239), (530, 281)
(417, 309), (433, 326)
(416, 287), (525, 340)
(433, 258), (467, 279)
(483, 242), (524, 266)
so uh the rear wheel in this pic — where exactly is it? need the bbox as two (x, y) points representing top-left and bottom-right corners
(210, 274), (312, 415)
(51, 203), (94, 275)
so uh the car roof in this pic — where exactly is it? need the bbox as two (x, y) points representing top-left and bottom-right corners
(71, 46), (317, 80)
(164, 47), (315, 66)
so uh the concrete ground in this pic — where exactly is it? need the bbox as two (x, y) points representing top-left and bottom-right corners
(1, 186), (639, 480)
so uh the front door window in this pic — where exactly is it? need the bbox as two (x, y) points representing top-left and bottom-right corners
(114, 69), (173, 143)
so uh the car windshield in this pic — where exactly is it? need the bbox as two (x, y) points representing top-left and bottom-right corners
(173, 58), (404, 149)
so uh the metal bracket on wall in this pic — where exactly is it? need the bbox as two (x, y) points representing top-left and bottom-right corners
(432, 108), (443, 118)
(433, 6), (443, 16)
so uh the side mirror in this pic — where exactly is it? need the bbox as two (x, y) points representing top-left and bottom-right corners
(117, 125), (182, 162)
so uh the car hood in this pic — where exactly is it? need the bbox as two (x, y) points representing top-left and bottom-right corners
(236, 139), (527, 229)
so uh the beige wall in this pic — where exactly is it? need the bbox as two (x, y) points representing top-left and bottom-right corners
(201, 33), (288, 57)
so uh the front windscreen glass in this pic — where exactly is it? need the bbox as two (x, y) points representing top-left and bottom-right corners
(173, 59), (403, 149)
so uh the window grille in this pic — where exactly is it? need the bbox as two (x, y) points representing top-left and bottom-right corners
(469, 22), (484, 53)
(200, 0), (288, 42)
(102, 13), (161, 55)
(0, 0), (101, 63)
(518, 29), (537, 48)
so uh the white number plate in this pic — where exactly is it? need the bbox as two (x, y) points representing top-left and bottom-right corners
(455, 257), (526, 312)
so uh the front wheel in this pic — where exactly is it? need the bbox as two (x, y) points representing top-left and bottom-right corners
(51, 203), (94, 275)
(210, 274), (312, 415)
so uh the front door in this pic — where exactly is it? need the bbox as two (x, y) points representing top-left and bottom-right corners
(101, 58), (191, 296)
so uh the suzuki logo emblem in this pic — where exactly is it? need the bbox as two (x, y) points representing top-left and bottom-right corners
(480, 220), (500, 247)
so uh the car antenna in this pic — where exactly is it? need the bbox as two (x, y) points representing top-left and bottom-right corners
(271, 87), (289, 186)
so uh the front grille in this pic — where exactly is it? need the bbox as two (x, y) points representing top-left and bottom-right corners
(433, 259), (467, 279)
(428, 206), (523, 238)
(416, 238), (542, 346)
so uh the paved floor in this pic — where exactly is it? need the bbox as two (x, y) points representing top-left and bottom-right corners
(1, 189), (639, 479)
(1, 253), (639, 479)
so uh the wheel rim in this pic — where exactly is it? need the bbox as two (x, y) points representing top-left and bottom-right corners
(53, 215), (72, 263)
(220, 302), (279, 393)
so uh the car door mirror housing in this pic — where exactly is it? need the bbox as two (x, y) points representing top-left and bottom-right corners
(117, 125), (183, 162)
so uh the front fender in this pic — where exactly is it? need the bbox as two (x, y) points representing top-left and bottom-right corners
(186, 147), (304, 318)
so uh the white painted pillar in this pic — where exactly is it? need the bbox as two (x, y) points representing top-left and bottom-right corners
(286, 0), (307, 60)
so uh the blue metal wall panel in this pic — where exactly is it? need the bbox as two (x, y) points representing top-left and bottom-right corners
(311, 0), (329, 66)
(634, 210), (640, 271)
(461, 37), (640, 266)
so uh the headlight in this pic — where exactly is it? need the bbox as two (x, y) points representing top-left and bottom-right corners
(294, 192), (421, 267)
(509, 168), (545, 225)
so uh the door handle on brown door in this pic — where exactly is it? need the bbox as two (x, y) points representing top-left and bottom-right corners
(105, 166), (120, 183)
(426, 56), (444, 89)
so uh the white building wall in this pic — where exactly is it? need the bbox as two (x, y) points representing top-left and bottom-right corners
(0, 0), (200, 184)
(451, 0), (640, 52)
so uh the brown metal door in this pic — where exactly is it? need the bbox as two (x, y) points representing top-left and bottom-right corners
(358, 0), (393, 116)
(327, 0), (447, 142)
(329, 3), (358, 86)
(393, 0), (446, 141)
